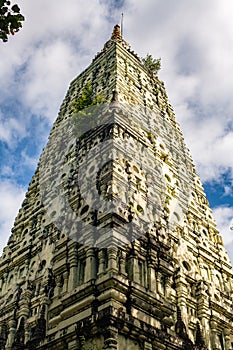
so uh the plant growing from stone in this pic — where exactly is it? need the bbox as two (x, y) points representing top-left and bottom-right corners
(72, 82), (104, 113)
(141, 54), (161, 76)
(72, 82), (105, 135)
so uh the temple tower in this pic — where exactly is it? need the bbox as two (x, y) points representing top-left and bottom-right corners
(0, 25), (232, 350)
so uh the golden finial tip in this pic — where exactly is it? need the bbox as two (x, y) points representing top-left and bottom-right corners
(111, 24), (122, 40)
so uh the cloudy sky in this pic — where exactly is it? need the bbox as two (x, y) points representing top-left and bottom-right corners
(0, 0), (233, 260)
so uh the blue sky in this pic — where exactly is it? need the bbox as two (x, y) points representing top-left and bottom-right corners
(0, 0), (233, 259)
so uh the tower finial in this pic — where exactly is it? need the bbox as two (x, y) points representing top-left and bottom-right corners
(121, 13), (124, 36)
(111, 24), (122, 41)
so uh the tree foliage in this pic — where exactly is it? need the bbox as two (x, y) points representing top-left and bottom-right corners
(72, 82), (104, 113)
(0, 0), (24, 42)
(141, 54), (161, 76)
(72, 83), (105, 133)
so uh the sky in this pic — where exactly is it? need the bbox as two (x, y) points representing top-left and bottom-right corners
(0, 0), (233, 260)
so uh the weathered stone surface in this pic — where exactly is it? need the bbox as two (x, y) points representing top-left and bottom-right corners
(0, 25), (232, 350)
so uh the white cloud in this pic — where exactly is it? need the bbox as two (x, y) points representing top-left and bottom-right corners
(224, 186), (232, 197)
(0, 180), (25, 254)
(213, 206), (233, 262)
(177, 113), (233, 183)
(21, 150), (38, 169)
(0, 0), (113, 121)
(0, 113), (27, 146)
(213, 206), (233, 246)
(20, 40), (78, 121)
(0, 166), (14, 178)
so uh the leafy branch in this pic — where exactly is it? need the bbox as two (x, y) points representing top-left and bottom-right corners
(0, 0), (24, 42)
(72, 82), (104, 113)
(141, 53), (161, 76)
(72, 83), (105, 135)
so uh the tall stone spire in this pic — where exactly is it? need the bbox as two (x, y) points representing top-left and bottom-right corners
(0, 27), (232, 350)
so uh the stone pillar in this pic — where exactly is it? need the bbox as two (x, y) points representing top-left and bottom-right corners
(133, 255), (139, 283)
(68, 245), (78, 291)
(107, 247), (118, 274)
(166, 275), (172, 299)
(147, 262), (156, 292)
(42, 296), (50, 318)
(209, 266), (215, 282)
(119, 249), (127, 277)
(2, 273), (7, 294)
(196, 282), (211, 347)
(98, 249), (105, 277)
(24, 321), (30, 344)
(55, 274), (63, 297)
(210, 320), (218, 350)
(103, 326), (118, 350)
(5, 319), (16, 350)
(201, 317), (211, 349)
(63, 270), (69, 293)
(224, 328), (231, 350)
(132, 241), (140, 283)
(85, 248), (96, 282)
(19, 289), (33, 318)
(175, 273), (188, 327)
(156, 271), (163, 295)
(35, 281), (41, 296)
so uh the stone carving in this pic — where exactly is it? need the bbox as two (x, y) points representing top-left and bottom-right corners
(175, 308), (194, 350)
(0, 25), (232, 350)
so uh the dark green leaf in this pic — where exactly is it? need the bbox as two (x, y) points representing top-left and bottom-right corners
(11, 4), (20, 13)
(0, 6), (8, 14)
(0, 1), (24, 42)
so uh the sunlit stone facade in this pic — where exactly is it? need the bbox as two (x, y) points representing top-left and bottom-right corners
(0, 26), (232, 350)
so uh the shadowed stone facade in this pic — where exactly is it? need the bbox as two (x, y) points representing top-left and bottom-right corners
(0, 25), (232, 350)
